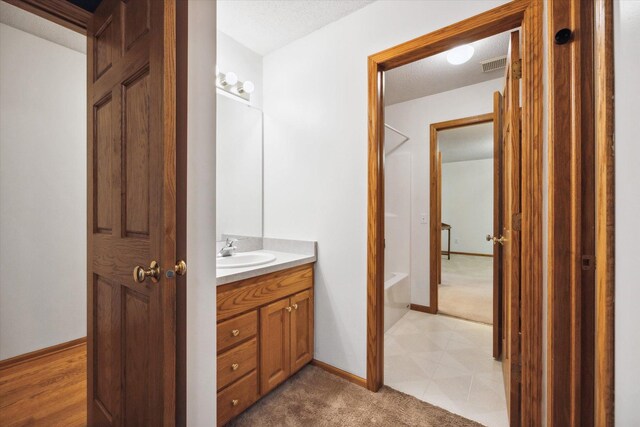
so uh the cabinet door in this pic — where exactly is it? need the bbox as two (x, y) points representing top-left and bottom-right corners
(259, 298), (291, 394)
(290, 289), (314, 373)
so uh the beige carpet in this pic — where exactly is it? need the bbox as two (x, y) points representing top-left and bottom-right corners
(228, 366), (482, 427)
(439, 255), (493, 324)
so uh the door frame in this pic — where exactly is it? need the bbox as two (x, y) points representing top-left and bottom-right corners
(427, 112), (494, 315)
(366, 1), (543, 424)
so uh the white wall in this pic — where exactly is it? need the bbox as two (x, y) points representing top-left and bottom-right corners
(442, 158), (493, 255)
(217, 31), (263, 109)
(614, 1), (640, 424)
(386, 78), (503, 306)
(262, 1), (508, 378)
(187, 1), (217, 425)
(0, 23), (86, 360)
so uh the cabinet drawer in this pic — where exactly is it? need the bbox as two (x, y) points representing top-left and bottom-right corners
(217, 310), (257, 353)
(217, 371), (258, 426)
(217, 337), (257, 391)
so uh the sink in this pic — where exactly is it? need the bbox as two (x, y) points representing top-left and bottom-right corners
(217, 252), (277, 269)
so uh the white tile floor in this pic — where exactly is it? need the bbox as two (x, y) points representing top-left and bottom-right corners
(385, 310), (509, 427)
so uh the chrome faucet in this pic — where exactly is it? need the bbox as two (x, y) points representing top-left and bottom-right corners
(218, 238), (238, 257)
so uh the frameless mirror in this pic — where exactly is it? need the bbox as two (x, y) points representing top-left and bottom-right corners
(216, 94), (263, 240)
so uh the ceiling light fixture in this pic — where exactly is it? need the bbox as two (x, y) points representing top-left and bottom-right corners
(446, 44), (475, 65)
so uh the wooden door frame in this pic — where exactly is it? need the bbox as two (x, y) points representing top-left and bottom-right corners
(366, 1), (543, 424)
(428, 112), (494, 315)
(547, 0), (615, 425)
(2, 0), (91, 34)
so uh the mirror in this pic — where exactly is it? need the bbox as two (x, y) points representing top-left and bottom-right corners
(216, 94), (263, 240)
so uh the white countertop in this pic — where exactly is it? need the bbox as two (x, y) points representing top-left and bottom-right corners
(216, 249), (316, 286)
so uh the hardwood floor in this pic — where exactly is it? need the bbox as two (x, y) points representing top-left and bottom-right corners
(0, 344), (86, 426)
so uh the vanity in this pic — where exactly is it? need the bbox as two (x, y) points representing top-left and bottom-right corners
(215, 238), (317, 426)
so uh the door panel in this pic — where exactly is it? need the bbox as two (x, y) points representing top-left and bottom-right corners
(493, 91), (504, 359)
(87, 0), (178, 424)
(502, 30), (522, 425)
(290, 290), (314, 373)
(260, 298), (291, 394)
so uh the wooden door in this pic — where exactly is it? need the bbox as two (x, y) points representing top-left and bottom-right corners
(260, 298), (291, 394)
(87, 0), (179, 425)
(493, 91), (504, 360)
(290, 290), (314, 373)
(501, 30), (522, 425)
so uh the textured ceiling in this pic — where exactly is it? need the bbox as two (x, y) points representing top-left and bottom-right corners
(439, 122), (493, 163)
(0, 2), (86, 53)
(385, 31), (512, 105)
(217, 0), (374, 55)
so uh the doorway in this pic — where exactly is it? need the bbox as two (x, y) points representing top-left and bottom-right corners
(367, 1), (543, 425)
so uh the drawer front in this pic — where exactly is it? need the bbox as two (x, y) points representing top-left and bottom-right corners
(217, 310), (258, 353)
(217, 371), (258, 426)
(217, 338), (258, 391)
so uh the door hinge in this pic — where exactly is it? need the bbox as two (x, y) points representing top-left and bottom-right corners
(513, 59), (522, 79)
(512, 212), (522, 231)
(581, 255), (595, 270)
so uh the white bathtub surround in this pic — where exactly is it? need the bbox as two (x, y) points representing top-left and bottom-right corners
(385, 311), (507, 427)
(439, 255), (493, 324)
(216, 236), (317, 285)
(384, 272), (410, 332)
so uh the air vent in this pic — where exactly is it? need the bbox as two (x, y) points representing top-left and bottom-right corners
(480, 56), (507, 73)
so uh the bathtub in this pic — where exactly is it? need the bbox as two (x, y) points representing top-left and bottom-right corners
(384, 272), (410, 332)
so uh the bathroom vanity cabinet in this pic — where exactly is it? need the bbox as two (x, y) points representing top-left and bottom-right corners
(216, 263), (314, 426)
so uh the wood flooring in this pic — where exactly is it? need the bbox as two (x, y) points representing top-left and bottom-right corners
(0, 344), (86, 426)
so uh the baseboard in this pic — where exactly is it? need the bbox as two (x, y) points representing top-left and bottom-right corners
(0, 337), (87, 370)
(410, 303), (437, 314)
(311, 359), (367, 388)
(448, 251), (493, 258)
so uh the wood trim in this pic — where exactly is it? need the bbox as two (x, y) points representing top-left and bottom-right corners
(311, 359), (367, 389)
(429, 112), (494, 316)
(548, 0), (597, 424)
(409, 303), (436, 314)
(449, 251), (493, 258)
(0, 337), (87, 370)
(2, 0), (91, 34)
(594, 0), (615, 424)
(367, 1), (543, 423)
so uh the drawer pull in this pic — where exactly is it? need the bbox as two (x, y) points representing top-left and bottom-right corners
(231, 363), (239, 371)
(231, 329), (240, 337)
(232, 399), (239, 407)
(293, 303), (298, 310)
(285, 306), (292, 313)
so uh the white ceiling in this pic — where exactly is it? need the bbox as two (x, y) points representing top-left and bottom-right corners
(0, 2), (86, 53)
(439, 122), (493, 163)
(385, 31), (511, 105)
(217, 0), (374, 56)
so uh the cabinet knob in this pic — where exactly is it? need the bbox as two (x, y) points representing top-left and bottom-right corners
(292, 303), (298, 310)
(231, 363), (239, 371)
(231, 329), (240, 337)
(285, 306), (292, 313)
(232, 399), (239, 407)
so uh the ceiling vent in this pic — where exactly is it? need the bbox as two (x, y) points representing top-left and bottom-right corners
(480, 55), (507, 73)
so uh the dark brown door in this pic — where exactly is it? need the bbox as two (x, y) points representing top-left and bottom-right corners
(492, 91), (504, 360)
(260, 298), (291, 394)
(87, 0), (179, 424)
(290, 290), (314, 373)
(501, 30), (522, 425)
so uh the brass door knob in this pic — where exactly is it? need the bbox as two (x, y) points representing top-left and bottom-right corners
(231, 363), (239, 371)
(486, 234), (508, 245)
(175, 260), (187, 276)
(285, 306), (292, 313)
(292, 303), (298, 310)
(133, 261), (160, 283)
(231, 399), (239, 407)
(231, 329), (240, 337)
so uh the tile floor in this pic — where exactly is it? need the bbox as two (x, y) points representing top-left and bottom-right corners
(385, 310), (508, 427)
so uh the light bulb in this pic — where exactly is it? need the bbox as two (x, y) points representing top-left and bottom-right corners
(219, 71), (238, 86)
(238, 80), (255, 94)
(446, 44), (474, 65)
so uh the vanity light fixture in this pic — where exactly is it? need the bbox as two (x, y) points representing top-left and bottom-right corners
(446, 44), (475, 65)
(237, 80), (255, 94)
(218, 71), (238, 87)
(216, 69), (255, 103)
